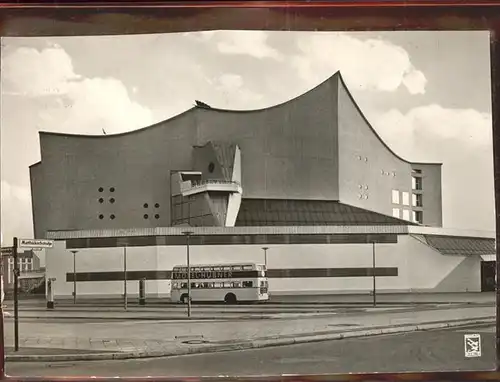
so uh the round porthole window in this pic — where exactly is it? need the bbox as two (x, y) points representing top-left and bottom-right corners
(98, 214), (104, 220)
(110, 214), (116, 220)
(98, 187), (104, 192)
(110, 198), (115, 204)
(98, 198), (104, 203)
(155, 214), (160, 219)
(208, 162), (215, 173)
(144, 214), (149, 219)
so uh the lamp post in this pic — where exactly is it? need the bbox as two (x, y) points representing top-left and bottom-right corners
(182, 231), (194, 318)
(262, 247), (269, 270)
(372, 242), (376, 307)
(123, 247), (128, 311)
(70, 250), (78, 304)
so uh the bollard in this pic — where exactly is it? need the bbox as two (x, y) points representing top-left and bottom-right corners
(139, 278), (146, 306)
(46, 278), (55, 309)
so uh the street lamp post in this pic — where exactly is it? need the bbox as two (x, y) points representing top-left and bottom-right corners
(182, 231), (194, 318)
(70, 250), (78, 304)
(372, 242), (376, 307)
(123, 247), (128, 311)
(262, 247), (269, 270)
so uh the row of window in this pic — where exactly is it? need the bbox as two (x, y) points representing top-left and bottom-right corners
(99, 198), (115, 204)
(98, 187), (115, 193)
(392, 208), (423, 223)
(392, 190), (423, 207)
(97, 214), (161, 220)
(174, 265), (255, 272)
(173, 281), (255, 289)
(381, 170), (396, 177)
(144, 203), (160, 208)
(8, 258), (33, 272)
(97, 199), (161, 208)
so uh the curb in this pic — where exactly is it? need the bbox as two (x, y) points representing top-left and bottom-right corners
(6, 316), (495, 362)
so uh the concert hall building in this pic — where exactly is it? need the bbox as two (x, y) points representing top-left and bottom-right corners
(30, 71), (496, 298)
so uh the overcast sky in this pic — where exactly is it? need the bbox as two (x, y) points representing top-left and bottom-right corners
(0, 31), (494, 244)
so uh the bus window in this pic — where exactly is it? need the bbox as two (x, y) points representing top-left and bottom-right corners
(181, 283), (187, 289)
(223, 282), (232, 288)
(242, 281), (253, 288)
(214, 282), (222, 288)
(222, 266), (231, 271)
(243, 265), (253, 271)
(232, 265), (242, 271)
(232, 281), (241, 288)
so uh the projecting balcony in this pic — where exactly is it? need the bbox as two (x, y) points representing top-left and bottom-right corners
(180, 179), (243, 197)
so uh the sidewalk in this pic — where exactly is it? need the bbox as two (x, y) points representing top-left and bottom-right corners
(4, 300), (482, 321)
(11, 291), (495, 306)
(3, 305), (495, 362)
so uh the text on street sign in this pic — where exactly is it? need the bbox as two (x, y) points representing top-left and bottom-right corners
(18, 239), (54, 249)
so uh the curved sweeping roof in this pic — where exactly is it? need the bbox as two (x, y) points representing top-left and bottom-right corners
(38, 71), (441, 166)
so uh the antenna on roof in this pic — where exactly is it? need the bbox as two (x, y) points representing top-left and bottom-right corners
(195, 100), (211, 109)
(102, 128), (107, 135)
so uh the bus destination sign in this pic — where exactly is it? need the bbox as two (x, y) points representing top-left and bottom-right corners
(173, 270), (233, 280)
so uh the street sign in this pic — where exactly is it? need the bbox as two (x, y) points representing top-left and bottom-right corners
(0, 247), (13, 256)
(18, 239), (54, 249)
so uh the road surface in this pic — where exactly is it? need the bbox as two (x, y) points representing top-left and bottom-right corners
(7, 324), (495, 377)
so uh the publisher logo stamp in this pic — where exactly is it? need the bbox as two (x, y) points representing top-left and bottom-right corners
(464, 334), (481, 357)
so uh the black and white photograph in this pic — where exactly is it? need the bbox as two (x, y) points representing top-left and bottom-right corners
(0, 30), (496, 376)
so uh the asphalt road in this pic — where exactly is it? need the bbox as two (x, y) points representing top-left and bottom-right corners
(7, 324), (495, 377)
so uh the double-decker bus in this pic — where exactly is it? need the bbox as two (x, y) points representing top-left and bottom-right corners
(170, 262), (269, 304)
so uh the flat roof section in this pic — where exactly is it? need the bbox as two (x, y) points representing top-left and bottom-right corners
(62, 233), (399, 250)
(46, 225), (495, 240)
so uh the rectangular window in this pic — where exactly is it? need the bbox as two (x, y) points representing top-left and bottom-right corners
(392, 208), (400, 218)
(415, 193), (423, 207)
(243, 281), (253, 288)
(392, 190), (400, 204)
(414, 211), (423, 224)
(402, 192), (410, 206)
(412, 176), (423, 190)
(402, 209), (411, 221)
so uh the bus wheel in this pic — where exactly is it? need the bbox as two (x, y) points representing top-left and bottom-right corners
(224, 293), (237, 304)
(180, 294), (188, 304)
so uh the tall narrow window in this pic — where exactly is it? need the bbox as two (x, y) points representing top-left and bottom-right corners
(392, 190), (400, 204)
(402, 209), (410, 221)
(414, 193), (423, 207)
(402, 192), (410, 206)
(414, 211), (423, 224)
(392, 208), (400, 218)
(415, 177), (423, 190)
